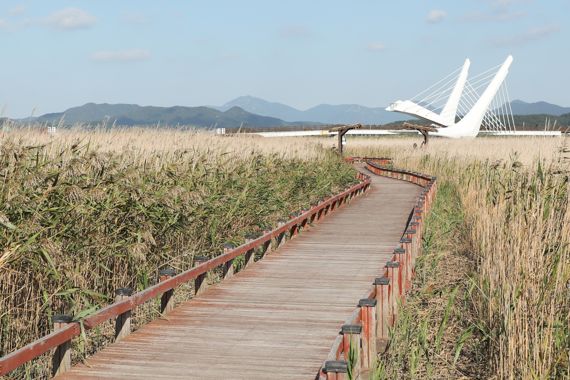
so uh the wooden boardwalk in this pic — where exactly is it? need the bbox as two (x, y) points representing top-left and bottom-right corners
(58, 171), (421, 379)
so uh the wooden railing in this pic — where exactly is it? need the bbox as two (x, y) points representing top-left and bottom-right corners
(318, 160), (437, 380)
(0, 172), (372, 377)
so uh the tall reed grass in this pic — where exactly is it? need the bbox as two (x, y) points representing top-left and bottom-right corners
(347, 136), (569, 379)
(0, 129), (355, 378)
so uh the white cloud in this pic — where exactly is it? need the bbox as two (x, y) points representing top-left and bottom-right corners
(367, 42), (385, 52)
(0, 19), (8, 29)
(47, 8), (96, 30)
(91, 49), (151, 62)
(426, 9), (447, 24)
(492, 25), (560, 47)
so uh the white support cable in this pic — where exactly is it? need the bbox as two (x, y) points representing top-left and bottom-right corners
(481, 113), (496, 131)
(484, 109), (502, 131)
(410, 64), (464, 101)
(500, 82), (512, 132)
(488, 93), (505, 131)
(488, 111), (504, 132)
(495, 86), (507, 131)
(467, 71), (499, 88)
(500, 83), (514, 132)
(467, 61), (504, 81)
(487, 105), (507, 132)
(467, 75), (498, 94)
(501, 84), (513, 132)
(505, 80), (516, 132)
(416, 75), (463, 107)
(461, 82), (481, 111)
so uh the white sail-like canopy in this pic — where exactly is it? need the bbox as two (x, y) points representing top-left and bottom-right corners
(386, 55), (515, 138)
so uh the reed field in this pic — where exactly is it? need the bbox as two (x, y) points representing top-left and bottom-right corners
(345, 137), (569, 379)
(0, 129), (355, 378)
(1, 129), (569, 379)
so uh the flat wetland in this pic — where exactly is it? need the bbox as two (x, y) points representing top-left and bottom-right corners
(1, 129), (568, 379)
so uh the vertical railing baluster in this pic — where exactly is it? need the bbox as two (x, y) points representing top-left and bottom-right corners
(159, 268), (176, 314)
(114, 288), (133, 342)
(223, 243), (235, 279)
(358, 299), (377, 370)
(51, 315), (73, 377)
(194, 256), (209, 296)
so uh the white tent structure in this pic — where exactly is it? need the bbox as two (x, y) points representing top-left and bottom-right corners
(386, 55), (515, 138)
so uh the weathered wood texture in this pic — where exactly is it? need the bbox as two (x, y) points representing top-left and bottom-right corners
(57, 172), (421, 379)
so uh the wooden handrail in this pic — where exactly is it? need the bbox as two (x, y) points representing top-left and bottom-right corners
(319, 159), (437, 380)
(0, 171), (372, 377)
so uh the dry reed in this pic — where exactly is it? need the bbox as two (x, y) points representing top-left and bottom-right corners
(347, 136), (569, 379)
(0, 129), (354, 379)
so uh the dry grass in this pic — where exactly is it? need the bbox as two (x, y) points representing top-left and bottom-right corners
(2, 130), (569, 379)
(0, 128), (326, 159)
(0, 129), (354, 379)
(346, 136), (570, 379)
(346, 136), (565, 165)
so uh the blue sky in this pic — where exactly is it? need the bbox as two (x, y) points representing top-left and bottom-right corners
(0, 0), (568, 118)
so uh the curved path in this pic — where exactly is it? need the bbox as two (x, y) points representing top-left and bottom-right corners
(58, 170), (421, 379)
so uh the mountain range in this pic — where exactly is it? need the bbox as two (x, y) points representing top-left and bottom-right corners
(217, 96), (405, 124)
(219, 96), (570, 124)
(8, 97), (570, 128)
(508, 100), (570, 116)
(33, 103), (287, 129)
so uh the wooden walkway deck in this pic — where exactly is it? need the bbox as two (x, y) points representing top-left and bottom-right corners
(58, 171), (421, 379)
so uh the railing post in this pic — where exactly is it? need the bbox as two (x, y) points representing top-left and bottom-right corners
(323, 360), (348, 380)
(374, 277), (391, 349)
(309, 204), (318, 224)
(159, 268), (176, 314)
(400, 236), (413, 279)
(341, 324), (362, 375)
(51, 315), (72, 377)
(393, 246), (410, 291)
(411, 221), (421, 240)
(223, 243), (235, 279)
(300, 209), (310, 228)
(244, 235), (257, 269)
(323, 197), (331, 216)
(358, 299), (377, 370)
(276, 220), (287, 248)
(194, 255), (209, 296)
(385, 261), (401, 318)
(114, 287), (133, 342)
(289, 212), (300, 238)
(261, 229), (273, 257)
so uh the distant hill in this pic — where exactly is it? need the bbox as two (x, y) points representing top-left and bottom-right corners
(221, 96), (570, 126)
(6, 98), (569, 130)
(33, 103), (288, 129)
(219, 96), (406, 124)
(509, 100), (570, 116)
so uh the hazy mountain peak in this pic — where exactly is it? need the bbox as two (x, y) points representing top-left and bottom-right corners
(220, 96), (405, 124)
(509, 99), (570, 116)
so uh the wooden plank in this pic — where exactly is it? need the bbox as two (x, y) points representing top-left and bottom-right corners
(57, 173), (421, 380)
